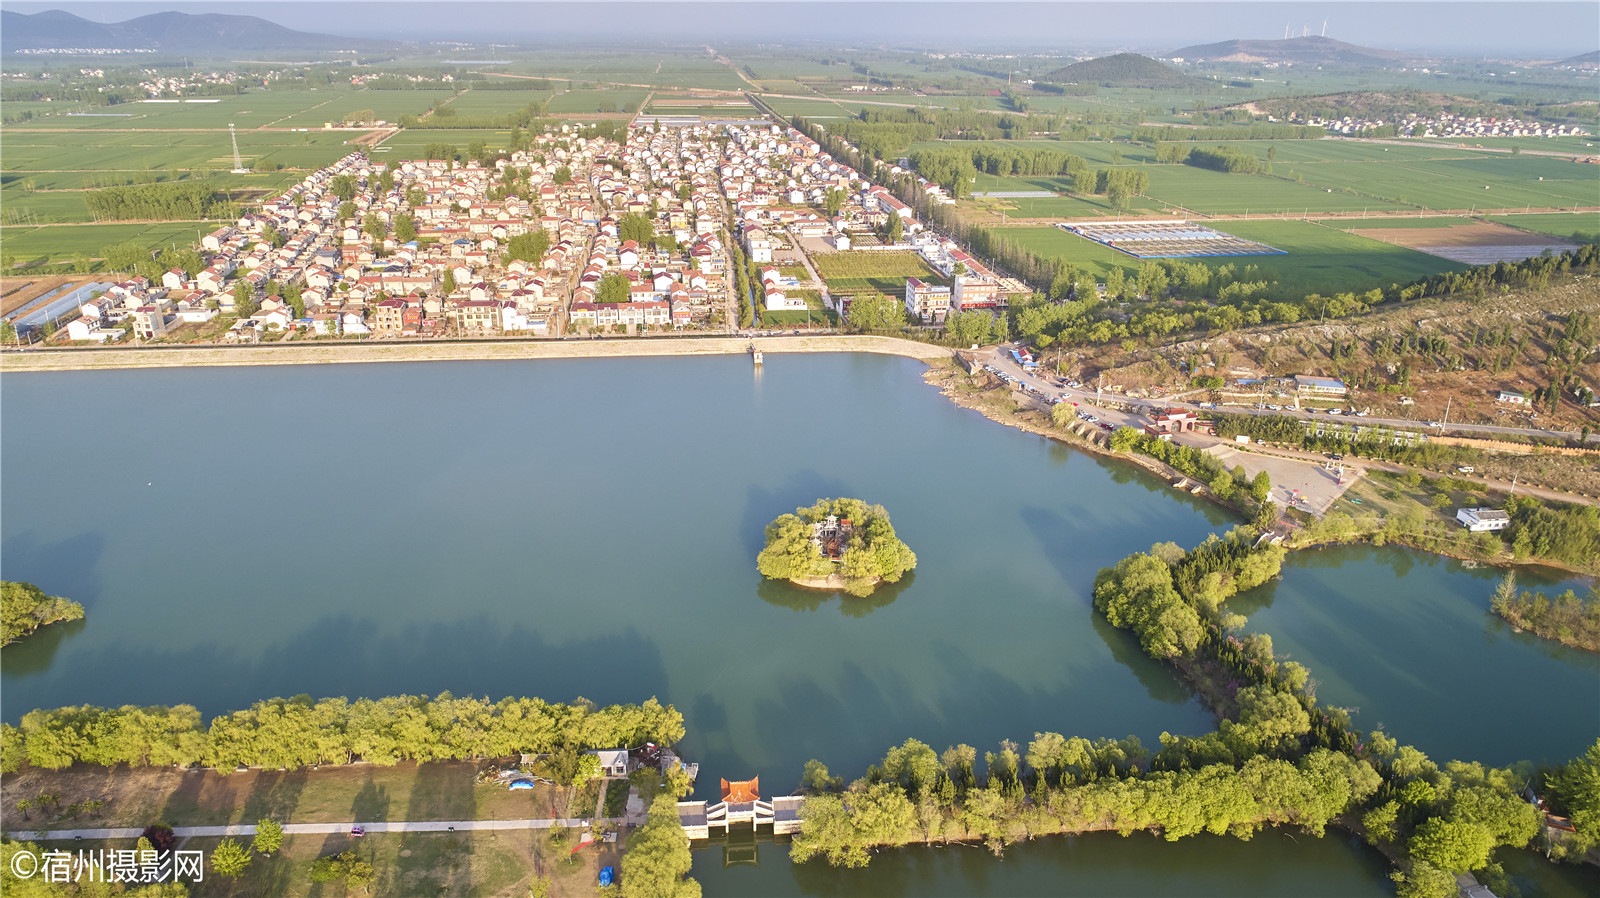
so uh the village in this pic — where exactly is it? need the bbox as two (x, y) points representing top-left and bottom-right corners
(1285, 111), (1590, 140)
(48, 115), (1029, 348)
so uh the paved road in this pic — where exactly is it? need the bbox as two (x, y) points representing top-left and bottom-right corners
(978, 345), (1598, 444)
(975, 345), (1597, 507)
(9, 817), (625, 842)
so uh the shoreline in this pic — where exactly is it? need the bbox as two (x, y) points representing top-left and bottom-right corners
(924, 366), (1600, 584)
(0, 333), (951, 372)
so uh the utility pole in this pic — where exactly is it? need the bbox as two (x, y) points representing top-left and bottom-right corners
(1441, 395), (1451, 430)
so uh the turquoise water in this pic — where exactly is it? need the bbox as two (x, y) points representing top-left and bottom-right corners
(1, 355), (1225, 787)
(4, 353), (1594, 895)
(1231, 545), (1598, 767)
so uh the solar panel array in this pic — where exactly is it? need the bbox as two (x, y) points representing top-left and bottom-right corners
(1060, 221), (1285, 259)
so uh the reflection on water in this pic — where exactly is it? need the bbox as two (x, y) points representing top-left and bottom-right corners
(1233, 544), (1600, 765)
(757, 571), (914, 617)
(0, 616), (88, 678)
(695, 829), (1399, 898)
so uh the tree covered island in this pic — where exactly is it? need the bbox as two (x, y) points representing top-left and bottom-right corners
(757, 498), (917, 597)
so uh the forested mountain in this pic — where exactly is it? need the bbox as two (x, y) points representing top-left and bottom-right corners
(0, 9), (400, 54)
(1170, 35), (1419, 66)
(1044, 53), (1198, 89)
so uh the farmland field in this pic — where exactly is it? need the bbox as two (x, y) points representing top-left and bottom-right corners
(0, 221), (226, 267)
(811, 251), (942, 281)
(1488, 212), (1600, 241)
(641, 105), (762, 120)
(1, 128), (359, 174)
(546, 88), (649, 114)
(992, 219), (1464, 296)
(441, 89), (555, 116)
(373, 129), (518, 156)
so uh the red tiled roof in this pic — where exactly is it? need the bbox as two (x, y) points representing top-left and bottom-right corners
(721, 777), (759, 803)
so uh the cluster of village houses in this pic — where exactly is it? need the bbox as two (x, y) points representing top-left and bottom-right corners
(1281, 112), (1590, 139)
(61, 114), (1022, 345)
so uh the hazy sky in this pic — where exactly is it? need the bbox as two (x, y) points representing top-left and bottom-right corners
(5, 1), (1598, 57)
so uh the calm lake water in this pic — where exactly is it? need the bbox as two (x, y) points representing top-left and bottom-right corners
(3, 353), (1595, 895)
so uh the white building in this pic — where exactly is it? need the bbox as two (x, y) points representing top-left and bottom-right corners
(1456, 508), (1511, 532)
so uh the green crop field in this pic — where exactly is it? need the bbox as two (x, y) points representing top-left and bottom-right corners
(641, 105), (761, 119)
(1, 128), (357, 173)
(993, 219), (1464, 297)
(812, 251), (940, 281)
(547, 89), (649, 114)
(762, 96), (867, 118)
(436, 89), (554, 116)
(1, 221), (227, 267)
(374, 129), (518, 157)
(1489, 212), (1600, 241)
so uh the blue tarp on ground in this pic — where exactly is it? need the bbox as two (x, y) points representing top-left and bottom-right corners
(599, 866), (615, 887)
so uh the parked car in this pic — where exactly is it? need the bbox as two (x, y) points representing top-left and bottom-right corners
(1457, 466), (1475, 474)
(351, 826), (365, 838)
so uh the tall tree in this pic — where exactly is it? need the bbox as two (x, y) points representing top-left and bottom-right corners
(620, 795), (700, 898)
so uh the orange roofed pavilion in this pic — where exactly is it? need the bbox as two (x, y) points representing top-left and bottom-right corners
(721, 776), (760, 803)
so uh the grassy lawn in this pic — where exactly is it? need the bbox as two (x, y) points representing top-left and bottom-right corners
(992, 219), (1464, 296)
(172, 828), (606, 898)
(0, 761), (582, 833)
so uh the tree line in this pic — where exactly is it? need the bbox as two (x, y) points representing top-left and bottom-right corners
(0, 693), (684, 772)
(1185, 146), (1264, 174)
(1490, 571), (1600, 653)
(84, 183), (231, 221)
(1082, 533), (1586, 895)
(788, 521), (1592, 895)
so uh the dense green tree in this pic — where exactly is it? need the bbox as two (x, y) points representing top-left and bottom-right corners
(1250, 471), (1272, 503)
(233, 280), (256, 318)
(1407, 818), (1496, 873)
(362, 212), (386, 243)
(394, 214), (416, 243)
(845, 294), (905, 332)
(618, 212), (655, 246)
(1, 581), (84, 645)
(211, 838), (251, 879)
(554, 165), (573, 185)
(503, 230), (552, 265)
(596, 272), (633, 304)
(946, 309), (994, 347)
(252, 818), (284, 857)
(620, 795), (700, 898)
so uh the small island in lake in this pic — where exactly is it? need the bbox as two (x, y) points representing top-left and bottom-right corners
(757, 498), (917, 597)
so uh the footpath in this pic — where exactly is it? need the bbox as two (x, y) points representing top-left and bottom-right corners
(8, 817), (625, 841)
(0, 333), (950, 372)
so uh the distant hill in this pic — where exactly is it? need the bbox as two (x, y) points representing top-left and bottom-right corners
(0, 9), (400, 55)
(1553, 50), (1600, 66)
(1044, 53), (1198, 89)
(1169, 36), (1419, 66)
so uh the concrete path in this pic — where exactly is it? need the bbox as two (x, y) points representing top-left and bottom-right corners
(9, 817), (624, 842)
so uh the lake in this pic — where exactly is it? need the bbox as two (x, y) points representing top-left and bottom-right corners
(3, 352), (1594, 894)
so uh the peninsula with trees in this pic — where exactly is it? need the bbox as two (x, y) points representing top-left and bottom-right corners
(757, 498), (916, 596)
(1, 581), (84, 646)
